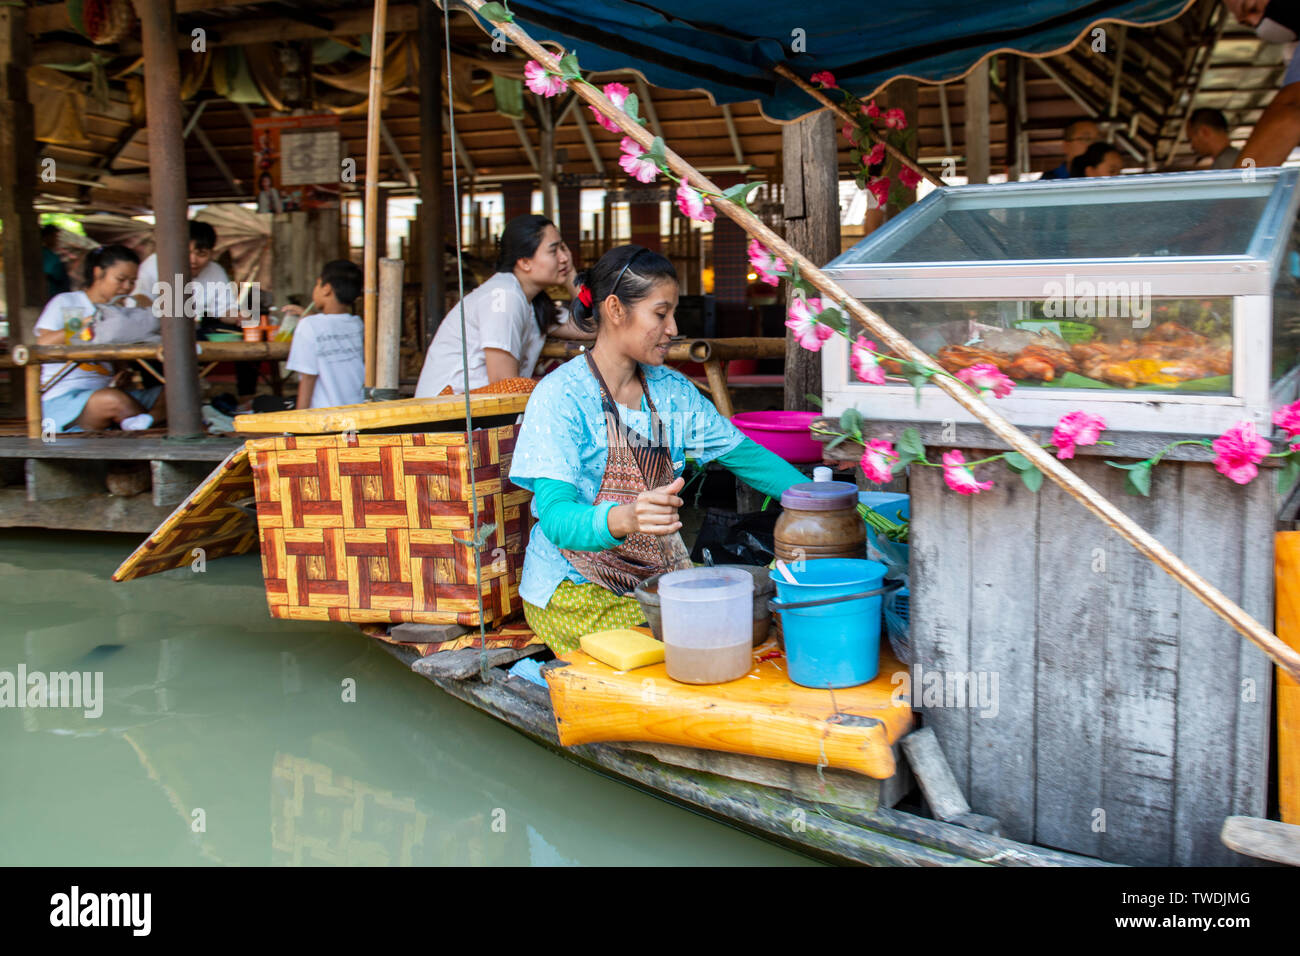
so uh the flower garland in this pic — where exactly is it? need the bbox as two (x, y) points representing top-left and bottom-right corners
(810, 72), (921, 209)
(813, 400), (1300, 499)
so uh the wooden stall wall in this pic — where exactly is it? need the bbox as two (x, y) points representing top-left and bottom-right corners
(910, 453), (1274, 866)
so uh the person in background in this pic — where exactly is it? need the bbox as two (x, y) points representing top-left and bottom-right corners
(508, 244), (807, 653)
(1040, 117), (1101, 179)
(285, 259), (365, 410)
(1226, 0), (1300, 166)
(414, 214), (594, 398)
(130, 219), (235, 328)
(1070, 141), (1125, 178)
(34, 245), (166, 432)
(1187, 108), (1241, 168)
(41, 225), (70, 299)
(256, 173), (284, 214)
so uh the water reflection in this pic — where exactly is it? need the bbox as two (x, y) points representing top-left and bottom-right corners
(0, 531), (816, 867)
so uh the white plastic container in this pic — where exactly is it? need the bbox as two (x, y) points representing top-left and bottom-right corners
(657, 566), (754, 684)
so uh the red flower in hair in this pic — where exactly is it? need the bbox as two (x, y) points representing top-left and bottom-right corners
(577, 285), (593, 307)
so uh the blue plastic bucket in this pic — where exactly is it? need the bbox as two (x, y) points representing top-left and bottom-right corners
(769, 558), (890, 688)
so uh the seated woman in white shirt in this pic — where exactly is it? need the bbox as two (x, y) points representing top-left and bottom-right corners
(415, 214), (594, 397)
(34, 245), (166, 432)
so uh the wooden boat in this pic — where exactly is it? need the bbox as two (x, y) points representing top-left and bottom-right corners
(371, 634), (1109, 867)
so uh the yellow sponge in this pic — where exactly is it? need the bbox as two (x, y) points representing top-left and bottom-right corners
(580, 628), (665, 671)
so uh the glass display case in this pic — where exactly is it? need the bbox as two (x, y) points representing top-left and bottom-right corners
(821, 169), (1300, 434)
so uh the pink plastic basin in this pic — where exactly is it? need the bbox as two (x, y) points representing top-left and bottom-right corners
(731, 410), (822, 463)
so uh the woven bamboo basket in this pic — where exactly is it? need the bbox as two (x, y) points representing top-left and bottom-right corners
(246, 426), (530, 627)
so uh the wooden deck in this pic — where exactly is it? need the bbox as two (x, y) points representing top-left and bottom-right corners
(0, 431), (241, 533)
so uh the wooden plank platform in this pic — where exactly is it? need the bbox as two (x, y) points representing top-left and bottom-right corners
(0, 435), (241, 461)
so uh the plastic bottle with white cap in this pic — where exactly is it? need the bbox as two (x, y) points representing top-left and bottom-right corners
(813, 466), (833, 482)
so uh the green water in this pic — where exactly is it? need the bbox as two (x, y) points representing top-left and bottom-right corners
(0, 531), (816, 866)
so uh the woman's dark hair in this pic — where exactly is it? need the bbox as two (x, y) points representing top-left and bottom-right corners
(1070, 141), (1122, 178)
(83, 244), (139, 287)
(569, 244), (677, 334)
(497, 213), (560, 334)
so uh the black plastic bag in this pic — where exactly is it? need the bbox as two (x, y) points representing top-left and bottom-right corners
(690, 508), (779, 567)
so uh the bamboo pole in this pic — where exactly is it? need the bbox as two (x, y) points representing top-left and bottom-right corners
(375, 257), (404, 399)
(773, 64), (943, 188)
(463, 0), (1300, 682)
(362, 0), (390, 389)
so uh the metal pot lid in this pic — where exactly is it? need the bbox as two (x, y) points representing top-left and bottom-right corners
(780, 480), (859, 512)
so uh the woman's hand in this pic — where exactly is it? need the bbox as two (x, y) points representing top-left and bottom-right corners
(609, 476), (685, 538)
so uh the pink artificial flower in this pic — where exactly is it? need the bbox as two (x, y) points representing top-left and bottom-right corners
(942, 450), (994, 496)
(618, 137), (658, 183)
(955, 363), (1015, 399)
(865, 142), (886, 166)
(675, 183), (715, 223)
(785, 296), (835, 352)
(1052, 411), (1107, 460)
(883, 108), (908, 130)
(850, 335), (886, 385)
(898, 165), (922, 190)
(1212, 421), (1272, 485)
(860, 439), (897, 485)
(1274, 400), (1300, 438)
(842, 123), (856, 141)
(864, 100), (881, 118)
(524, 60), (566, 98)
(866, 176), (890, 207)
(589, 81), (631, 133)
(810, 71), (837, 89)
(748, 239), (786, 287)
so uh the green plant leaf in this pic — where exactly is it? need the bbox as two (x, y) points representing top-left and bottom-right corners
(804, 392), (823, 408)
(621, 91), (642, 124)
(818, 305), (847, 337)
(1003, 451), (1031, 472)
(558, 53), (582, 82)
(478, 2), (514, 23)
(1280, 453), (1300, 495)
(1125, 461), (1154, 497)
(645, 135), (667, 169)
(898, 427), (926, 459)
(839, 406), (864, 440)
(720, 180), (764, 211)
(826, 433), (850, 451)
(849, 149), (862, 165)
(1019, 465), (1043, 493)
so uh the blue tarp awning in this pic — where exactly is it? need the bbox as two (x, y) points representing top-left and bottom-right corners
(475, 1), (1195, 121)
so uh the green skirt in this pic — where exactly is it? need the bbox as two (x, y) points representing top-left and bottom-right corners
(523, 580), (647, 654)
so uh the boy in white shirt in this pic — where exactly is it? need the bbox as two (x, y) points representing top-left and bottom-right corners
(286, 260), (365, 410)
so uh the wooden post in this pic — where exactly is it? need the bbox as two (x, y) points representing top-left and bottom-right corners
(374, 258), (403, 400)
(884, 79), (918, 220)
(138, 0), (203, 436)
(965, 59), (990, 184)
(0, 2), (44, 416)
(539, 96), (556, 222)
(418, 0), (445, 349)
(24, 364), (41, 439)
(782, 110), (839, 411)
(363, 0), (391, 389)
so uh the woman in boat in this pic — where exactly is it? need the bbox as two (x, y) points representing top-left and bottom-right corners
(509, 244), (807, 653)
(33, 244), (165, 433)
(415, 214), (593, 397)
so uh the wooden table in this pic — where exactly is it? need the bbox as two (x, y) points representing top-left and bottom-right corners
(4, 341), (291, 438)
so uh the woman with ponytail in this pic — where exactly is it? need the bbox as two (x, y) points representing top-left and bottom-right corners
(33, 244), (166, 432)
(508, 244), (807, 653)
(415, 214), (592, 397)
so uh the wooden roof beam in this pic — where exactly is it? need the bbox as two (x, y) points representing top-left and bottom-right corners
(380, 118), (417, 186)
(720, 103), (745, 165)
